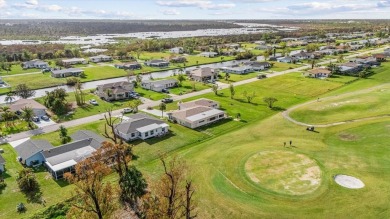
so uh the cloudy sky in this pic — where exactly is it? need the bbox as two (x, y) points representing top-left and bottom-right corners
(1, 0), (390, 19)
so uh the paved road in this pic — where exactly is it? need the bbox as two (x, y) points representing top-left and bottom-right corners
(2, 46), (387, 143)
(282, 83), (390, 127)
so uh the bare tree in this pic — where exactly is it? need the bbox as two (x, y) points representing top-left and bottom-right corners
(103, 108), (120, 144)
(182, 180), (197, 219)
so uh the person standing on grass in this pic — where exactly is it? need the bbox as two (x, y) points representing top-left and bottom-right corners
(290, 140), (292, 146)
(284, 142), (286, 147)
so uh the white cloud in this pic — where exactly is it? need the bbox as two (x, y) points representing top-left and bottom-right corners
(156, 0), (235, 10)
(0, 0), (6, 8)
(162, 9), (181, 15)
(25, 0), (38, 6)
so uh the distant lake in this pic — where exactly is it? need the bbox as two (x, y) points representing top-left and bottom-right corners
(0, 23), (299, 46)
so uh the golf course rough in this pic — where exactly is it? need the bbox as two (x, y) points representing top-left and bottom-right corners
(245, 150), (322, 195)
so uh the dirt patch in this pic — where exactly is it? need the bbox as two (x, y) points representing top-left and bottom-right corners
(334, 175), (365, 189)
(339, 133), (360, 141)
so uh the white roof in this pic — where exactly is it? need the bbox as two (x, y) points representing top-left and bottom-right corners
(186, 109), (224, 122)
(136, 123), (165, 133)
(46, 159), (77, 172)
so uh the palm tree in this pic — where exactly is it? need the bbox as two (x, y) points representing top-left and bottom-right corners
(4, 93), (15, 104)
(21, 107), (34, 129)
(159, 102), (166, 118)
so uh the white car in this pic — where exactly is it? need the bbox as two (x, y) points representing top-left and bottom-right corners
(89, 99), (98, 105)
(122, 108), (132, 114)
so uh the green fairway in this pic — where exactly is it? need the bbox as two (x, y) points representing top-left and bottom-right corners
(289, 83), (390, 124)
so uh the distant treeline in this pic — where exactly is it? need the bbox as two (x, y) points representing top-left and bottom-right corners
(0, 20), (240, 40)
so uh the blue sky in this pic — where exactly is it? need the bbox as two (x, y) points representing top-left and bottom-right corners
(1, 0), (390, 19)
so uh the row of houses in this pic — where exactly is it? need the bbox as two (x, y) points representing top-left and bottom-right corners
(22, 55), (114, 70)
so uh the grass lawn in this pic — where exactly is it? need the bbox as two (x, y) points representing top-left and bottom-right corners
(3, 73), (66, 90)
(219, 72), (259, 83)
(270, 62), (303, 72)
(35, 91), (134, 121)
(134, 87), (169, 100)
(289, 83), (390, 124)
(0, 65), (41, 76)
(0, 120), (34, 135)
(0, 144), (74, 219)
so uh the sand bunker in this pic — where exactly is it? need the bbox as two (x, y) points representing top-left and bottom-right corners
(334, 175), (365, 189)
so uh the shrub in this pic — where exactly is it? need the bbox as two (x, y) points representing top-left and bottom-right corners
(0, 181), (6, 190)
(17, 203), (26, 213)
(65, 77), (79, 86)
(17, 169), (40, 193)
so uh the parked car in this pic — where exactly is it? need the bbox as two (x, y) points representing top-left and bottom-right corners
(257, 74), (267, 79)
(32, 116), (40, 122)
(162, 98), (173, 103)
(42, 68), (51, 73)
(122, 108), (133, 114)
(89, 99), (98, 105)
(41, 115), (50, 121)
(206, 80), (216, 84)
(161, 88), (170, 93)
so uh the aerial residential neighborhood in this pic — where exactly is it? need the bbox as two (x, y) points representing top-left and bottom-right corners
(1, 2), (390, 218)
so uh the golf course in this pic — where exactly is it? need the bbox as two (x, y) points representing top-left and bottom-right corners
(2, 61), (390, 219)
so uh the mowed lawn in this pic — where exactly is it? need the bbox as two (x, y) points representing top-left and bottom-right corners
(0, 65), (41, 76)
(289, 83), (390, 124)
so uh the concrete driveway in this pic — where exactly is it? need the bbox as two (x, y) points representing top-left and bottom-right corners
(34, 119), (56, 128)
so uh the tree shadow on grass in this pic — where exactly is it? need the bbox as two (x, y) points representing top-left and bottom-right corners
(271, 106), (286, 111)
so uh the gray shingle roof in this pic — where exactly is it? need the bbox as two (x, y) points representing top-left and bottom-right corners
(51, 68), (84, 75)
(43, 138), (101, 166)
(115, 113), (166, 134)
(71, 130), (106, 143)
(0, 154), (5, 164)
(14, 140), (54, 161)
(142, 79), (178, 86)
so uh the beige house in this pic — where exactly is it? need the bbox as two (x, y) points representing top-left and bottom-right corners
(303, 68), (332, 78)
(96, 81), (134, 101)
(10, 99), (47, 117)
(168, 98), (225, 129)
(189, 67), (218, 82)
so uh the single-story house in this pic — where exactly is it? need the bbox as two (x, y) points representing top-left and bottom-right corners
(62, 58), (87, 65)
(114, 62), (142, 70)
(220, 66), (253, 75)
(170, 56), (187, 63)
(254, 41), (266, 45)
(145, 59), (170, 68)
(303, 68), (332, 78)
(10, 99), (47, 117)
(277, 56), (296, 63)
(350, 56), (380, 67)
(384, 48), (390, 57)
(169, 47), (184, 54)
(178, 98), (219, 110)
(292, 52), (314, 60)
(51, 68), (84, 78)
(14, 140), (54, 166)
(43, 130), (105, 179)
(115, 114), (169, 141)
(141, 79), (178, 92)
(255, 45), (272, 50)
(168, 99), (226, 129)
(96, 81), (134, 101)
(189, 67), (218, 82)
(199, 52), (218, 58)
(372, 54), (386, 62)
(338, 62), (363, 74)
(245, 61), (271, 71)
(0, 154), (5, 173)
(89, 55), (113, 63)
(23, 59), (49, 69)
